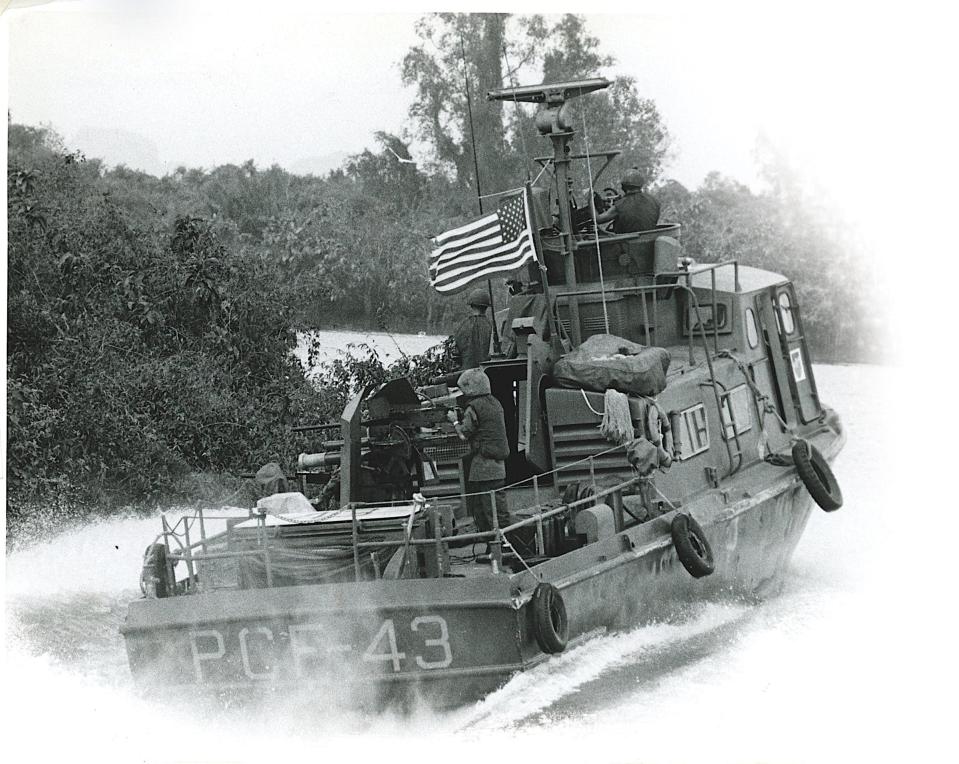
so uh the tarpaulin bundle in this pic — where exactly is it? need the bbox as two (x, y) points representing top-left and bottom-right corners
(554, 334), (670, 397)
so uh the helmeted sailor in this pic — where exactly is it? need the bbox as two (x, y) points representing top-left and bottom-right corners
(452, 287), (493, 369)
(447, 368), (511, 534)
(594, 168), (661, 233)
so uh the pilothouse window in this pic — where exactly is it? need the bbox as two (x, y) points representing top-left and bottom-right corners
(745, 308), (759, 348)
(777, 292), (796, 334)
(687, 303), (727, 333)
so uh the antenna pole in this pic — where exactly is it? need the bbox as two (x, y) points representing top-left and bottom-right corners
(460, 34), (502, 355)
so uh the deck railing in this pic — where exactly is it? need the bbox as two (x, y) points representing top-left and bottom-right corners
(155, 261), (747, 592)
(155, 441), (649, 592)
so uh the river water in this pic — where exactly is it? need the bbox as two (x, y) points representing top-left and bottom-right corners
(3, 335), (942, 763)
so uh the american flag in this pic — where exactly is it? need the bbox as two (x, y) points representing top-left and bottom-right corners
(428, 191), (536, 294)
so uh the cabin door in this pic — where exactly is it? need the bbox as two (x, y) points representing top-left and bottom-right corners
(755, 285), (822, 425)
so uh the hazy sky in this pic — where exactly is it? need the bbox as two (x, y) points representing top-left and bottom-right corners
(3, 0), (954, 277)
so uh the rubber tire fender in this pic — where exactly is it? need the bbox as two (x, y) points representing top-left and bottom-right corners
(792, 439), (843, 511)
(531, 582), (569, 654)
(140, 543), (170, 598)
(671, 513), (715, 579)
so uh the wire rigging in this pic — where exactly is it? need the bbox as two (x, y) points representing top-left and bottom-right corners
(580, 110), (611, 333)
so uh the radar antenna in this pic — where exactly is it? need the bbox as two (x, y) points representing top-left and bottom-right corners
(489, 78), (612, 346)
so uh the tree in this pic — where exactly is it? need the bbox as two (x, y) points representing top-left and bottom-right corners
(402, 13), (672, 203)
(7, 128), (332, 509)
(402, 13), (514, 197)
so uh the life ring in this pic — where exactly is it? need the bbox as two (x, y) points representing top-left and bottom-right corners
(792, 439), (843, 511)
(140, 543), (170, 598)
(670, 513), (715, 578)
(531, 582), (569, 654)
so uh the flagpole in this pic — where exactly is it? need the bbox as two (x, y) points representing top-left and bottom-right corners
(524, 182), (563, 355)
(460, 34), (502, 356)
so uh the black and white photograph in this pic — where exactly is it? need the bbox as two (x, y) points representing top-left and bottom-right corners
(3, 2), (952, 762)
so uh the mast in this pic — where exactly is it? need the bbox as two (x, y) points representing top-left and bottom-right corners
(488, 79), (612, 348)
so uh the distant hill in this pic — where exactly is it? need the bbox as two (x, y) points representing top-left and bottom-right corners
(70, 126), (170, 176)
(67, 126), (351, 179)
(288, 151), (350, 177)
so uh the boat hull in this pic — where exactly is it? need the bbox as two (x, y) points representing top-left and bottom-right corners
(122, 433), (841, 708)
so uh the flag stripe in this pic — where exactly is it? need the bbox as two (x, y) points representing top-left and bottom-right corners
(432, 212), (498, 246)
(430, 226), (502, 265)
(430, 232), (507, 270)
(433, 247), (535, 293)
(432, 231), (533, 284)
(428, 191), (536, 294)
(432, 237), (535, 293)
(431, 217), (500, 258)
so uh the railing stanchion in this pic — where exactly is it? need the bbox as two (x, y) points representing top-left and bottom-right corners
(641, 290), (651, 346)
(533, 475), (545, 556)
(263, 547), (273, 588)
(686, 273), (694, 366)
(610, 488), (625, 533)
(198, 507), (207, 549)
(351, 503), (361, 582)
(183, 516), (196, 588)
(432, 507), (444, 577)
(489, 491), (503, 574)
(711, 268), (719, 353)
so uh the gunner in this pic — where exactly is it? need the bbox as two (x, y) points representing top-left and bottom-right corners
(447, 368), (511, 535)
(594, 168), (661, 233)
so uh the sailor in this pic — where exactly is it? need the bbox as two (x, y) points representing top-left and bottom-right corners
(254, 461), (289, 497)
(594, 168), (660, 233)
(447, 368), (511, 535)
(452, 287), (493, 369)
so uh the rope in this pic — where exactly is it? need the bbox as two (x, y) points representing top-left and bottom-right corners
(715, 349), (795, 462)
(477, 186), (526, 200)
(580, 110), (610, 333)
(716, 350), (790, 436)
(644, 477), (679, 511)
(498, 531), (543, 582)
(531, 162), (550, 187)
(580, 388), (605, 417)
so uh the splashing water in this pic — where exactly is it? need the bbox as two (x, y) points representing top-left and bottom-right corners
(5, 361), (936, 763)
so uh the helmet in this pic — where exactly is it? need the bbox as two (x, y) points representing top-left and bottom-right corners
(457, 368), (491, 396)
(621, 168), (646, 191)
(467, 287), (491, 308)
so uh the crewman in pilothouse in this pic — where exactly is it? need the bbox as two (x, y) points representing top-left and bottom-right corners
(594, 168), (661, 233)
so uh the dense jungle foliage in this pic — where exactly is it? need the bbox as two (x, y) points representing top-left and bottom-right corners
(6, 13), (877, 527)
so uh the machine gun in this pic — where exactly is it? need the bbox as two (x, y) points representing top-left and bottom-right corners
(295, 378), (465, 509)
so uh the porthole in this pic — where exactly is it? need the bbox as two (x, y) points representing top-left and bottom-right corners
(745, 307), (759, 348)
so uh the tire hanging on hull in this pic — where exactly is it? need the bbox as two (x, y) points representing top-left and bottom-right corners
(671, 513), (715, 578)
(792, 439), (843, 511)
(531, 583), (569, 654)
(140, 543), (170, 598)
